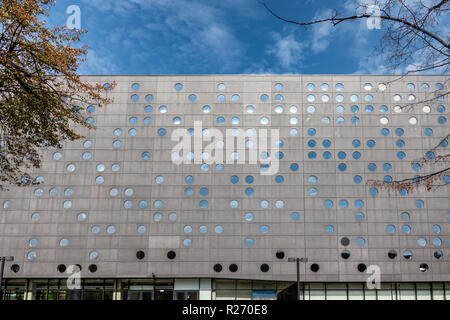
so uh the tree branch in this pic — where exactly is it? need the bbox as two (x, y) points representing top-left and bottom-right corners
(260, 2), (450, 49)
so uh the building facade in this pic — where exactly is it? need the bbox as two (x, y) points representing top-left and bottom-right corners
(0, 75), (449, 300)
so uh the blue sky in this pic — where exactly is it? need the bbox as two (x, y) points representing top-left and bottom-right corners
(46, 0), (407, 74)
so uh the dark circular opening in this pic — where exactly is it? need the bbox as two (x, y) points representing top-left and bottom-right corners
(341, 250), (351, 259)
(260, 264), (269, 272)
(57, 264), (66, 273)
(340, 237), (350, 246)
(434, 250), (442, 259)
(213, 264), (222, 272)
(275, 251), (285, 259)
(357, 263), (367, 272)
(229, 264), (238, 272)
(310, 263), (320, 272)
(10, 264), (20, 273)
(388, 250), (397, 259)
(136, 250), (145, 260)
(167, 251), (176, 260)
(419, 263), (429, 272)
(88, 264), (98, 273)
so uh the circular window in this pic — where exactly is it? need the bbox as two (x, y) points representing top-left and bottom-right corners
(244, 212), (254, 222)
(10, 264), (20, 273)
(106, 225), (116, 234)
(214, 225), (224, 234)
(419, 263), (429, 272)
(355, 212), (364, 221)
(183, 238), (192, 247)
(417, 238), (427, 246)
(399, 212), (410, 221)
(88, 264), (97, 273)
(275, 251), (285, 259)
(169, 212), (177, 222)
(260, 264), (270, 273)
(230, 94), (240, 102)
(306, 83), (315, 91)
(89, 251), (99, 260)
(386, 224), (396, 233)
(310, 264), (320, 272)
(53, 152), (62, 160)
(137, 225), (147, 234)
(403, 250), (412, 259)
(324, 200), (333, 208)
(27, 251), (37, 261)
(57, 264), (66, 273)
(95, 176), (104, 184)
(229, 264), (238, 272)
(213, 264), (223, 272)
(341, 250), (351, 259)
(357, 264), (367, 272)
(29, 238), (38, 247)
(388, 250), (397, 259)
(325, 225), (334, 234)
(409, 116), (418, 125)
(260, 225), (269, 234)
(356, 237), (366, 246)
(63, 200), (72, 209)
(340, 237), (350, 246)
(77, 212), (87, 221)
(167, 251), (176, 260)
(245, 238), (254, 247)
(336, 94), (344, 102)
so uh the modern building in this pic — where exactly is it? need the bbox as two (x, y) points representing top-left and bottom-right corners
(0, 75), (449, 300)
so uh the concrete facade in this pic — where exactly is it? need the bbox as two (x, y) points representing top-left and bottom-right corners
(0, 75), (449, 284)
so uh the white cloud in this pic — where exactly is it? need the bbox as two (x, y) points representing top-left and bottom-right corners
(81, 0), (244, 71)
(310, 9), (335, 53)
(267, 32), (305, 69)
(78, 49), (117, 75)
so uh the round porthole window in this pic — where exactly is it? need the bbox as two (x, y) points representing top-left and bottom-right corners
(341, 250), (351, 259)
(213, 264), (222, 272)
(260, 264), (270, 272)
(276, 251), (285, 259)
(57, 264), (66, 273)
(403, 250), (412, 259)
(310, 264), (320, 272)
(167, 251), (176, 260)
(419, 263), (429, 272)
(136, 251), (145, 260)
(11, 264), (20, 273)
(340, 237), (350, 246)
(388, 250), (397, 259)
(229, 264), (238, 272)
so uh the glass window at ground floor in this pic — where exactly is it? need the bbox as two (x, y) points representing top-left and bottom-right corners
(1, 279), (449, 300)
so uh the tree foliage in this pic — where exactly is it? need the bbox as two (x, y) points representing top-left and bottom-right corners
(0, 0), (113, 189)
